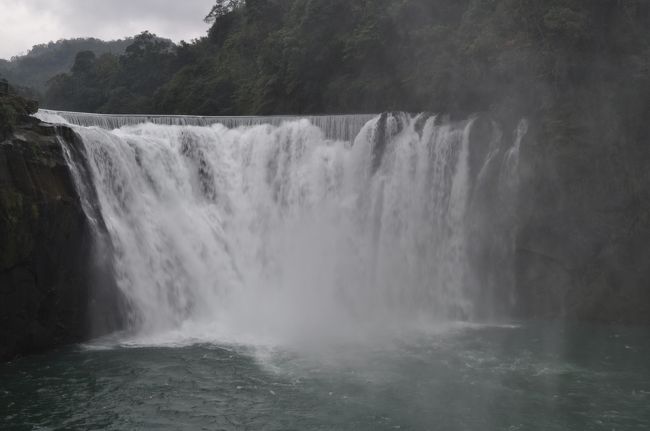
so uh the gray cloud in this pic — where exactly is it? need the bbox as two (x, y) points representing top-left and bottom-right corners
(0, 0), (214, 59)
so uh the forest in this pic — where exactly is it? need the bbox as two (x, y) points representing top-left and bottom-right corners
(29, 0), (649, 124)
(0, 38), (131, 96)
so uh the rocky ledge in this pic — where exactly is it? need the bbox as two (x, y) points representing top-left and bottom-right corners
(0, 118), (121, 361)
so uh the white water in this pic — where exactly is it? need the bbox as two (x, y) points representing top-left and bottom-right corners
(37, 110), (524, 346)
(37, 109), (375, 142)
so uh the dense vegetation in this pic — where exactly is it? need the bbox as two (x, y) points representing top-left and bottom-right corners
(0, 81), (38, 136)
(45, 33), (179, 113)
(0, 38), (132, 96)
(38, 1), (650, 122)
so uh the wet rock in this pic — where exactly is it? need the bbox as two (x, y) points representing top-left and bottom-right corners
(0, 119), (123, 361)
(512, 117), (650, 325)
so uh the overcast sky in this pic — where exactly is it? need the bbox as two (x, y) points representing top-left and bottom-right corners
(0, 0), (215, 59)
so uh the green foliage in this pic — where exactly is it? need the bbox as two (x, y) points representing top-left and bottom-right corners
(38, 0), (650, 133)
(45, 32), (180, 113)
(0, 83), (39, 135)
(205, 0), (243, 23)
(0, 38), (131, 95)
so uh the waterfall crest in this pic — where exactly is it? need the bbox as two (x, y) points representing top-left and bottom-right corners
(36, 110), (526, 344)
(38, 109), (375, 142)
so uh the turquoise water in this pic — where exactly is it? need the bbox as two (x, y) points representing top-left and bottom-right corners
(1, 322), (649, 430)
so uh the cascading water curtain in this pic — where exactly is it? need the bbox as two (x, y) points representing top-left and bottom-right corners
(39, 110), (526, 344)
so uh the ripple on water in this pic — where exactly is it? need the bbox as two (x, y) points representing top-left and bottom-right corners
(1, 322), (649, 430)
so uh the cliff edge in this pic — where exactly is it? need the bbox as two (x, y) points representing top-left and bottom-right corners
(0, 115), (122, 361)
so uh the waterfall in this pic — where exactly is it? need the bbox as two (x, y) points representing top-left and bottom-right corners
(36, 110), (526, 344)
(37, 109), (375, 142)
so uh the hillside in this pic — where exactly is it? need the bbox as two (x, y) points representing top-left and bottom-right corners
(37, 1), (650, 122)
(0, 37), (132, 95)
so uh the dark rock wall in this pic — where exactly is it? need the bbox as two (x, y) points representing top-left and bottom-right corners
(513, 118), (650, 324)
(0, 119), (121, 361)
(451, 110), (650, 326)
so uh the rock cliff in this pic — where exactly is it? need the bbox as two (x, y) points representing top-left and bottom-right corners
(514, 114), (650, 324)
(0, 118), (122, 360)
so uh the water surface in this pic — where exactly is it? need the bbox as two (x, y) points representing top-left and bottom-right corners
(2, 322), (649, 430)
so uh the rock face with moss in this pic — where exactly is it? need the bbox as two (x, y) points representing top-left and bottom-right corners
(513, 115), (650, 325)
(0, 118), (122, 361)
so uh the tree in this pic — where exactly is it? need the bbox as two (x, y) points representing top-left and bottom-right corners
(71, 51), (97, 79)
(204, 0), (243, 23)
